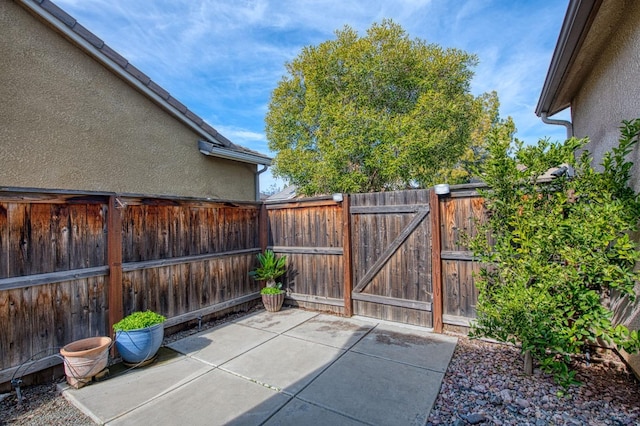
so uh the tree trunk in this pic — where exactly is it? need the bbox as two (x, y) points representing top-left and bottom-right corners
(524, 350), (533, 375)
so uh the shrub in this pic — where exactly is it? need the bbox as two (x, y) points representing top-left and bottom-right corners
(469, 119), (640, 386)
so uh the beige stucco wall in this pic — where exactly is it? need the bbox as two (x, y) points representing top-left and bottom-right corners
(570, 1), (640, 375)
(572, 0), (640, 193)
(0, 1), (257, 201)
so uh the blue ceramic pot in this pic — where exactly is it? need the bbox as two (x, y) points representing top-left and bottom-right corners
(115, 322), (164, 364)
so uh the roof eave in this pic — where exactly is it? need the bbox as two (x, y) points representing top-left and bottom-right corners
(535, 0), (602, 117)
(198, 140), (272, 166)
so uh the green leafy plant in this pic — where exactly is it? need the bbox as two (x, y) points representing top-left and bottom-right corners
(260, 284), (284, 295)
(113, 310), (166, 332)
(249, 250), (287, 293)
(469, 119), (640, 387)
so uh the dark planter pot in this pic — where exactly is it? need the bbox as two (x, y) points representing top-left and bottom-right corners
(115, 322), (164, 364)
(262, 292), (285, 312)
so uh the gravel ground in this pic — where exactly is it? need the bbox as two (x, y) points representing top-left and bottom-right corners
(0, 382), (93, 426)
(427, 336), (640, 425)
(2, 311), (639, 425)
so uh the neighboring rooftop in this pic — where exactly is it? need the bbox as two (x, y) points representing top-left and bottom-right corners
(18, 0), (271, 166)
(267, 185), (299, 201)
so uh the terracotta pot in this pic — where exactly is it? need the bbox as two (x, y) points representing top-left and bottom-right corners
(262, 292), (285, 312)
(60, 336), (111, 389)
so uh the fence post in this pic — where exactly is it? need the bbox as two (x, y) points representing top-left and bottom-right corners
(430, 189), (443, 333)
(259, 203), (268, 252)
(107, 195), (123, 341)
(342, 194), (353, 317)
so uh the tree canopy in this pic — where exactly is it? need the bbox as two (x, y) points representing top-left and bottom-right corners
(266, 20), (503, 195)
(438, 91), (516, 185)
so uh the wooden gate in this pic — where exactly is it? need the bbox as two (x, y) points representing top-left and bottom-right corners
(350, 190), (436, 327)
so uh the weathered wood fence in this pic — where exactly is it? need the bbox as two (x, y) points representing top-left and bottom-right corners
(1, 184), (484, 385)
(0, 189), (261, 384)
(439, 186), (485, 328)
(349, 190), (435, 327)
(265, 184), (483, 329)
(263, 197), (349, 316)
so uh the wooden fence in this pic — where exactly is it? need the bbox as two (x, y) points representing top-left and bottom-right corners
(263, 196), (349, 315)
(118, 196), (260, 324)
(349, 190), (434, 327)
(264, 184), (484, 329)
(0, 189), (261, 384)
(1, 184), (485, 385)
(439, 185), (484, 328)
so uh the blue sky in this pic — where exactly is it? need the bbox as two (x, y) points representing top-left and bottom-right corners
(56, 0), (571, 191)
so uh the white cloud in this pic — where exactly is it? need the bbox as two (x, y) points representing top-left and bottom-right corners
(214, 126), (266, 143)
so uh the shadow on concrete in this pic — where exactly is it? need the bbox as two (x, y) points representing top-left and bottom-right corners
(60, 308), (457, 425)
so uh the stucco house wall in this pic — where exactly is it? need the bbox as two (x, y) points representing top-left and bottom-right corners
(571, 1), (640, 192)
(1, 1), (265, 201)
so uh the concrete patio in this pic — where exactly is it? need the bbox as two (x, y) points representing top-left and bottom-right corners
(60, 309), (457, 425)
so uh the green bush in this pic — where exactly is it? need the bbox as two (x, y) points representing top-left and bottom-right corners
(469, 119), (640, 386)
(113, 310), (166, 332)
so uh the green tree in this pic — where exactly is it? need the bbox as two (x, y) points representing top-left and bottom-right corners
(469, 119), (640, 386)
(436, 91), (516, 185)
(266, 20), (498, 195)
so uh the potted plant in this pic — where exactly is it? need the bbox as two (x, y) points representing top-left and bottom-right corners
(113, 310), (166, 365)
(250, 249), (287, 312)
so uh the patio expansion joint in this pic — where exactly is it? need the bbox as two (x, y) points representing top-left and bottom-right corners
(349, 350), (445, 374)
(219, 323), (378, 409)
(346, 321), (458, 374)
(290, 311), (321, 329)
(258, 324), (380, 424)
(279, 331), (362, 352)
(286, 322), (378, 394)
(216, 365), (285, 393)
(348, 345), (451, 375)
